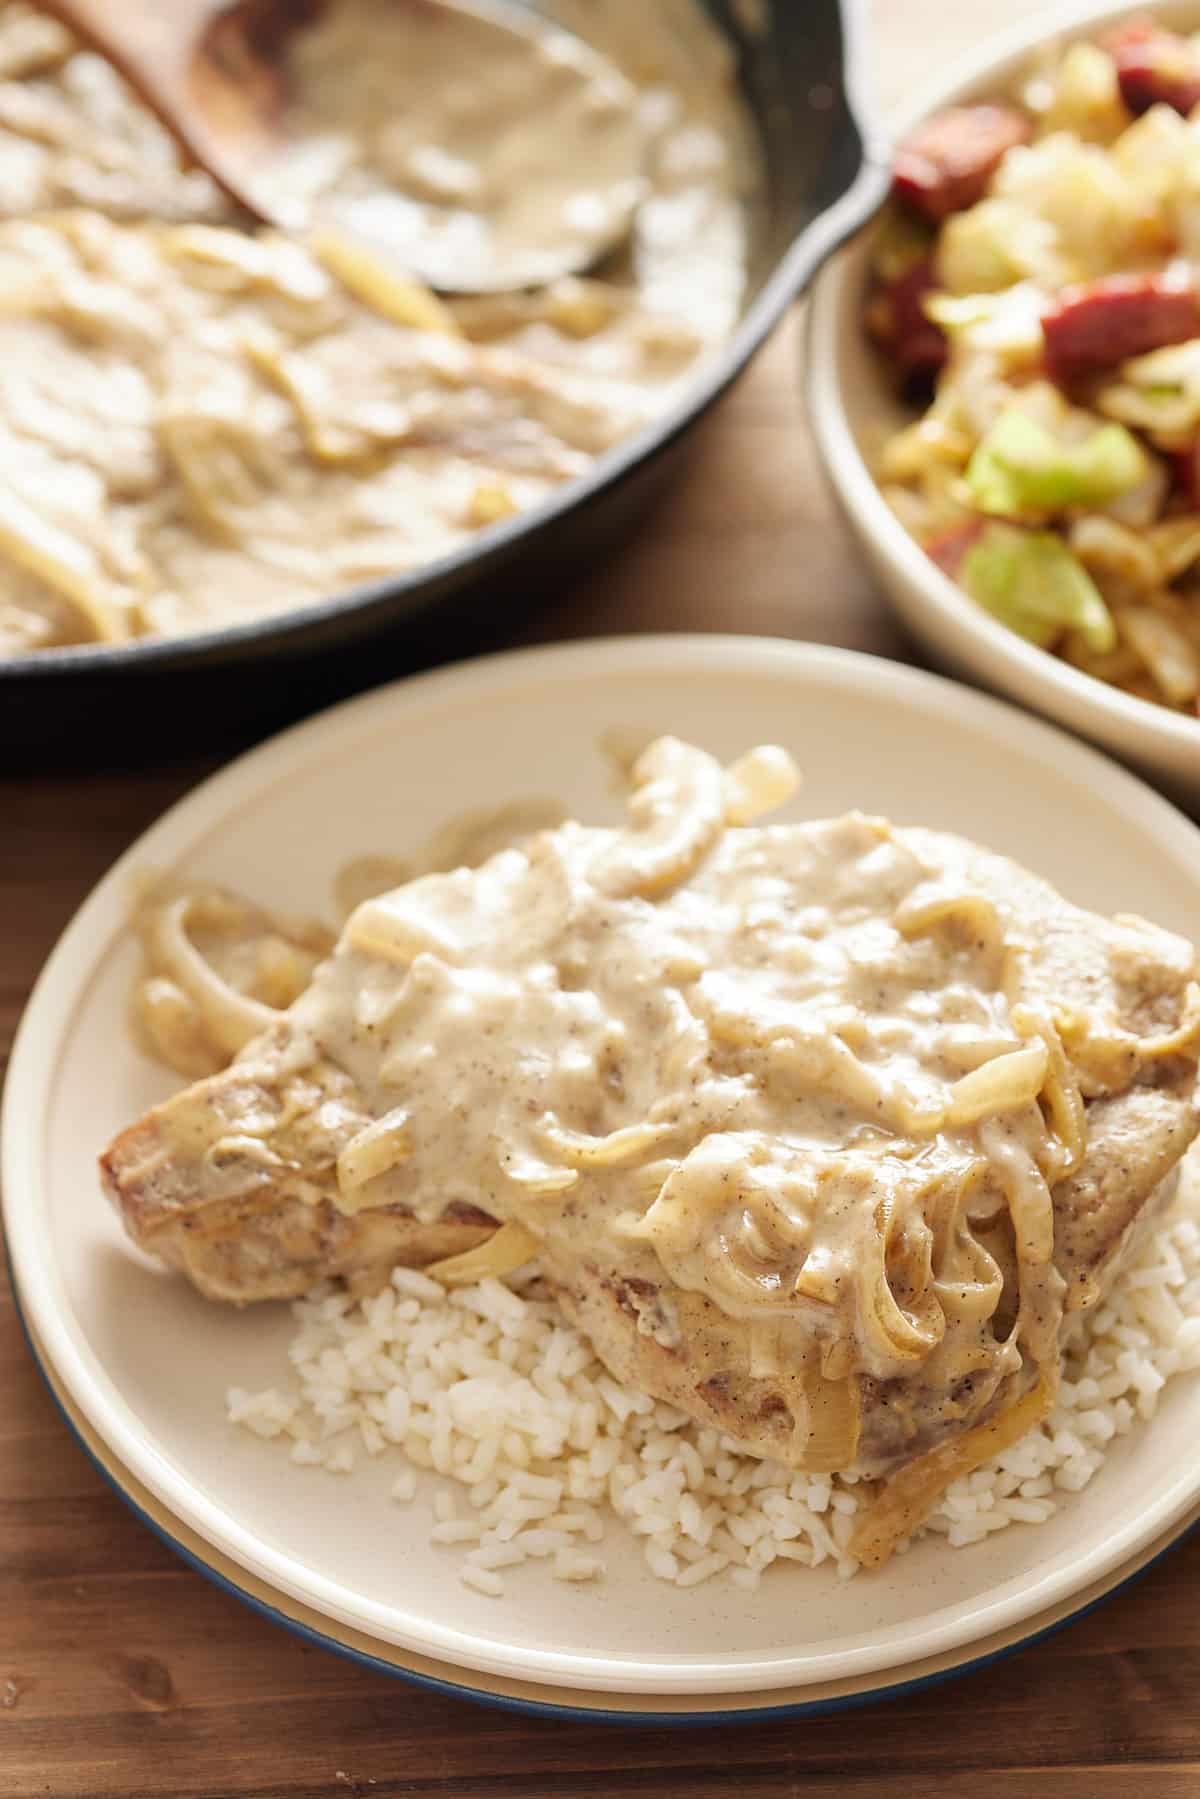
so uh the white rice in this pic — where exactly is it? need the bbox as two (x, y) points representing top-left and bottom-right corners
(227, 1179), (1200, 1596)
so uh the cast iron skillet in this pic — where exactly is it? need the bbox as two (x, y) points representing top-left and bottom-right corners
(4, 0), (888, 765)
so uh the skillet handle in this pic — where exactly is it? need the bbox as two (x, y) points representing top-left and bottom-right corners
(768, 0), (892, 301)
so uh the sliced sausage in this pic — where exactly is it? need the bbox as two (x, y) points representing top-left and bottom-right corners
(892, 105), (1032, 221)
(1104, 18), (1200, 117)
(865, 256), (947, 387)
(1042, 273), (1200, 384)
(1171, 444), (1200, 504)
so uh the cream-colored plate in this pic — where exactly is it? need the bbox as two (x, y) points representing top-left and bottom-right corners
(16, 1289), (1197, 1719)
(6, 636), (1200, 1703)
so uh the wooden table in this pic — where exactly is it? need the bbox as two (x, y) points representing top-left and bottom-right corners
(6, 2), (1200, 1794)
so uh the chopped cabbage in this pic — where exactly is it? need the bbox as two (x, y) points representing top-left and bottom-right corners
(965, 407), (1147, 516)
(1035, 42), (1127, 145)
(959, 523), (1117, 651)
(1101, 453), (1170, 530)
(1112, 105), (1194, 194)
(936, 198), (1062, 294)
(1148, 514), (1200, 579)
(991, 132), (1140, 280)
(1069, 514), (1160, 591)
(1097, 337), (1200, 445)
(1104, 106), (1200, 255)
(1116, 604), (1200, 704)
(923, 283), (1047, 363)
(877, 416), (972, 482)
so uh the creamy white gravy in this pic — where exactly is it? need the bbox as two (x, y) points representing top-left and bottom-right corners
(273, 0), (647, 294)
(126, 736), (1200, 1490)
(248, 739), (1081, 1459)
(0, 0), (760, 654)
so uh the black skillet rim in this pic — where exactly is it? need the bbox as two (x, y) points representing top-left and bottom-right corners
(0, 0), (890, 687)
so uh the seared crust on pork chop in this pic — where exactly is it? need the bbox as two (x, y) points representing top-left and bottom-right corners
(99, 1049), (494, 1301)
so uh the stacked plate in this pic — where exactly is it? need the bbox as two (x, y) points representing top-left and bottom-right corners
(6, 637), (1200, 1718)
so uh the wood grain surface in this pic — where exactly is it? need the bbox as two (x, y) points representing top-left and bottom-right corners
(5, 2), (1200, 1794)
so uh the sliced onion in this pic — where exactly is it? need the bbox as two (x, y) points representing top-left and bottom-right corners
(1012, 1004), (1085, 1177)
(858, 1193), (945, 1366)
(0, 483), (131, 643)
(593, 737), (726, 898)
(848, 1374), (1054, 1568)
(425, 1221), (540, 1287)
(142, 894), (279, 1059)
(310, 230), (461, 336)
(798, 1368), (862, 1473)
(536, 1116), (675, 1169)
(945, 1039), (1048, 1127)
(335, 1111), (413, 1211)
(721, 746), (799, 825)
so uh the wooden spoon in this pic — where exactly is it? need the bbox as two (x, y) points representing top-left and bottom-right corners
(31, 0), (647, 293)
(33, 0), (295, 225)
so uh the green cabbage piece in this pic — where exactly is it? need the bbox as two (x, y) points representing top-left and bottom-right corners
(959, 524), (1116, 651)
(1097, 339), (1200, 445)
(936, 199), (1055, 295)
(923, 284), (1046, 361)
(965, 407), (1147, 516)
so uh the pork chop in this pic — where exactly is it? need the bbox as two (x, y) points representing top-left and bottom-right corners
(100, 739), (1200, 1554)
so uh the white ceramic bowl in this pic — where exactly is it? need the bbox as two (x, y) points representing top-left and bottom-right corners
(7, 635), (1200, 1711)
(807, 0), (1200, 803)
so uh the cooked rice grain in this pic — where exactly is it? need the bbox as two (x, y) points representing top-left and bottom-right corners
(228, 1179), (1200, 1592)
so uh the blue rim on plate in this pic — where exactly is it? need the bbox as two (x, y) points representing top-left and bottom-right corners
(8, 1260), (1194, 1724)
